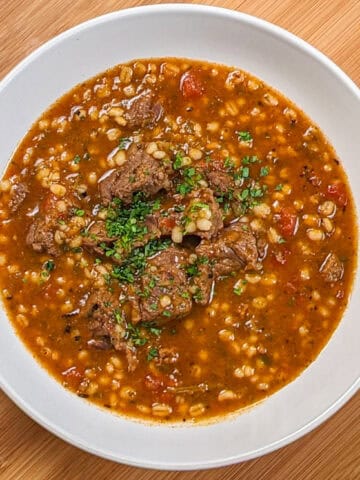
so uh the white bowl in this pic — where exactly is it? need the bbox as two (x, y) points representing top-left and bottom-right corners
(0, 4), (359, 470)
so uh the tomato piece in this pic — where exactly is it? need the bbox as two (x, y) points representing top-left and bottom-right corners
(278, 208), (298, 237)
(61, 366), (83, 388)
(180, 71), (204, 99)
(327, 183), (348, 207)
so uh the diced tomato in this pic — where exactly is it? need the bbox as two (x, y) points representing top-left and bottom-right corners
(180, 71), (204, 99)
(278, 208), (298, 238)
(327, 183), (348, 207)
(61, 366), (83, 388)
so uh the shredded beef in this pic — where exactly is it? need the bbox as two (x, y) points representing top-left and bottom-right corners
(99, 143), (172, 205)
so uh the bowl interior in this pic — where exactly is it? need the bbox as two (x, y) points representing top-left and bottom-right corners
(0, 4), (359, 470)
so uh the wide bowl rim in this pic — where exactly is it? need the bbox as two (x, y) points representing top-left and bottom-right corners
(0, 3), (359, 470)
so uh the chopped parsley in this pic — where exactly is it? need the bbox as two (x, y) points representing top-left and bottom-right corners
(74, 209), (85, 217)
(224, 156), (235, 170)
(193, 288), (204, 302)
(147, 346), (159, 362)
(125, 323), (147, 346)
(119, 137), (131, 149)
(176, 167), (203, 195)
(260, 166), (269, 177)
(162, 310), (172, 317)
(185, 256), (209, 277)
(275, 184), (283, 191)
(104, 193), (161, 254)
(173, 152), (184, 170)
(189, 201), (209, 212)
(73, 154), (81, 164)
(111, 238), (171, 284)
(143, 322), (162, 337)
(43, 260), (55, 272)
(237, 131), (253, 143)
(233, 286), (243, 296)
(242, 155), (259, 165)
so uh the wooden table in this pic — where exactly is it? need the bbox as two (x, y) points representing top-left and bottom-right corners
(1, 1), (359, 478)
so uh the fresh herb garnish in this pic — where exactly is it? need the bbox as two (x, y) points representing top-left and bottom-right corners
(237, 131), (253, 143)
(125, 323), (147, 346)
(233, 287), (243, 296)
(43, 260), (55, 272)
(119, 137), (131, 149)
(176, 167), (203, 195)
(111, 239), (171, 284)
(104, 193), (161, 254)
(275, 184), (283, 191)
(74, 209), (85, 217)
(260, 166), (269, 177)
(242, 155), (259, 165)
(147, 346), (159, 361)
(173, 152), (184, 170)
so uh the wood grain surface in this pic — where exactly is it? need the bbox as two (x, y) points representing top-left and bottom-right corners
(0, 1), (359, 479)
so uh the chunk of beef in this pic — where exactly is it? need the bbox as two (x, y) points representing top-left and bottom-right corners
(99, 143), (172, 205)
(82, 221), (116, 257)
(320, 252), (344, 283)
(84, 289), (139, 371)
(9, 182), (28, 212)
(191, 262), (214, 305)
(83, 217), (162, 261)
(139, 247), (192, 324)
(205, 170), (235, 195)
(26, 218), (59, 256)
(196, 222), (259, 277)
(154, 188), (223, 240)
(124, 90), (163, 129)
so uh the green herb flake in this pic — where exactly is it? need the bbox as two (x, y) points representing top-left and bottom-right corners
(224, 156), (235, 170)
(233, 286), (243, 296)
(43, 260), (55, 272)
(114, 309), (123, 324)
(237, 131), (253, 143)
(74, 209), (85, 217)
(119, 137), (131, 150)
(162, 310), (172, 318)
(242, 155), (259, 165)
(275, 184), (283, 191)
(147, 347), (159, 362)
(73, 154), (81, 164)
(173, 152), (183, 170)
(260, 166), (269, 177)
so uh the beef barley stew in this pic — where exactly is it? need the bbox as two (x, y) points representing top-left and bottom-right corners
(0, 58), (356, 422)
